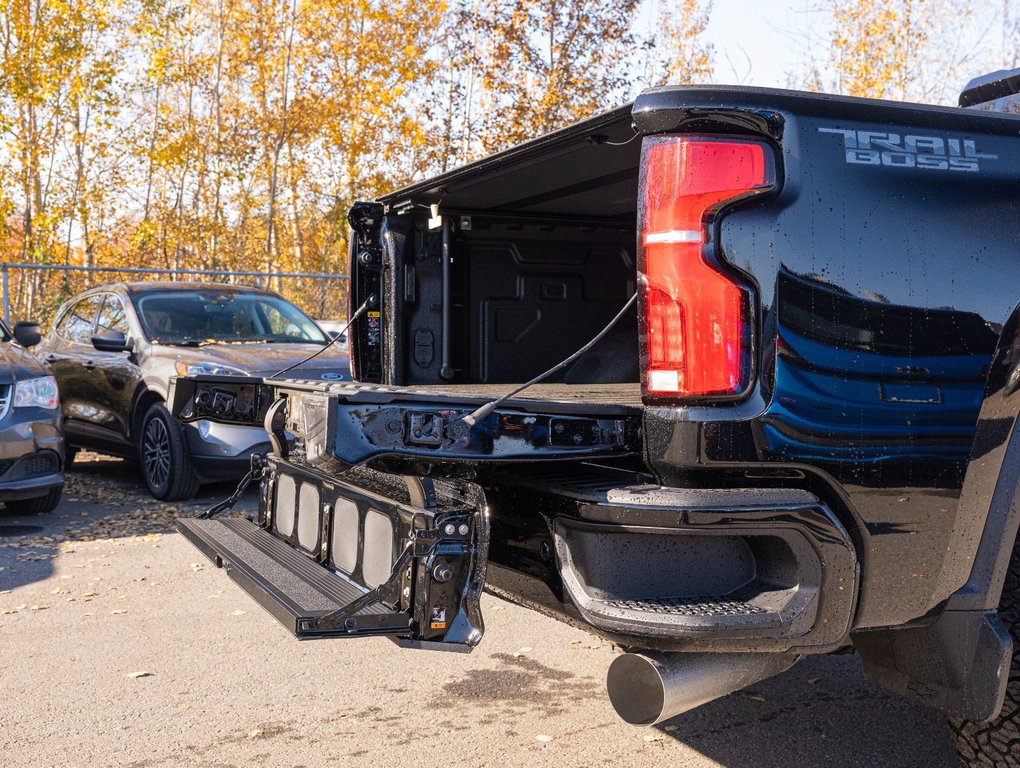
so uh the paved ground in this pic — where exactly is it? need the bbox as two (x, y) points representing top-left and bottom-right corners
(1, 454), (963, 768)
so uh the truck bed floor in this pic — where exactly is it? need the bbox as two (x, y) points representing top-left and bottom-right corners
(399, 382), (643, 407)
(274, 380), (644, 416)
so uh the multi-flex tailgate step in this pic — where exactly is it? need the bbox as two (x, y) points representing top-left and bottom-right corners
(177, 517), (404, 640)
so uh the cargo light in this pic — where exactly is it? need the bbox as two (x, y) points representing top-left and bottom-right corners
(639, 136), (775, 401)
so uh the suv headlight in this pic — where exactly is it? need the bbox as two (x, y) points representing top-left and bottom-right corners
(174, 361), (249, 377)
(13, 375), (60, 409)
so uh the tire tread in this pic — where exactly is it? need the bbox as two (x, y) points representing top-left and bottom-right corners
(950, 535), (1020, 765)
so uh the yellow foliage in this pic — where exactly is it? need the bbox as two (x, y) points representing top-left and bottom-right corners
(830, 0), (927, 100)
(0, 0), (715, 323)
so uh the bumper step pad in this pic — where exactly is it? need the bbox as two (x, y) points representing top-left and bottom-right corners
(600, 596), (770, 618)
(178, 517), (406, 640)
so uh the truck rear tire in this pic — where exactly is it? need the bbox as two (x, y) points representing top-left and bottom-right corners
(950, 534), (1020, 765)
(140, 403), (201, 501)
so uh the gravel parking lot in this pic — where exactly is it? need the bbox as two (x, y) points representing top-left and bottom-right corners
(1, 454), (963, 768)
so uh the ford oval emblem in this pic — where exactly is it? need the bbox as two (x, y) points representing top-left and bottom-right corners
(321, 372), (346, 381)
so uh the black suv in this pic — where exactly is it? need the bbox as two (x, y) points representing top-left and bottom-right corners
(36, 283), (348, 500)
(0, 319), (64, 515)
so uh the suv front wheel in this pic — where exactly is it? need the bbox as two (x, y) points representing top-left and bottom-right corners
(140, 403), (200, 501)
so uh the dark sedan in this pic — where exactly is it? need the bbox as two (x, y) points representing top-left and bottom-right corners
(35, 283), (349, 500)
(0, 319), (64, 514)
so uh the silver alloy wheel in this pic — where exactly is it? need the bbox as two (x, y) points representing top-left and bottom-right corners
(143, 416), (171, 489)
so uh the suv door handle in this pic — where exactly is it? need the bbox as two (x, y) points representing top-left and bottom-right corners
(83, 360), (97, 371)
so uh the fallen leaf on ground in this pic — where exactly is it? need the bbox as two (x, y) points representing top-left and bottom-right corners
(643, 734), (664, 742)
(248, 730), (263, 739)
(747, 693), (767, 702)
(231, 610), (246, 616)
(535, 735), (552, 743)
(111, 609), (128, 615)
(29, 605), (49, 611)
(126, 671), (154, 679)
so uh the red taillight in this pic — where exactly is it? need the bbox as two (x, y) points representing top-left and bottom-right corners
(639, 136), (774, 400)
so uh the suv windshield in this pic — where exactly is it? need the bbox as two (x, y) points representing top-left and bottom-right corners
(134, 290), (327, 346)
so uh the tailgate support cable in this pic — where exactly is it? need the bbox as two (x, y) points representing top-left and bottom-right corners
(461, 291), (638, 426)
(265, 294), (376, 380)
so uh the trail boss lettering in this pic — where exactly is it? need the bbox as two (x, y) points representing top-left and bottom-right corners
(818, 126), (998, 171)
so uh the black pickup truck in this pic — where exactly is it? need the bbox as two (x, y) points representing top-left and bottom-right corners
(172, 74), (1020, 763)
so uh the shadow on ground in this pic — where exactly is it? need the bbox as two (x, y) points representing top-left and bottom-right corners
(654, 653), (960, 767)
(0, 452), (253, 591)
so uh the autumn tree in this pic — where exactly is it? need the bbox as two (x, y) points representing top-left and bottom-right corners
(0, 0), (125, 316)
(650, 0), (714, 86)
(828, 0), (927, 99)
(446, 0), (641, 154)
(1, 0), (719, 324)
(1005, 0), (1020, 68)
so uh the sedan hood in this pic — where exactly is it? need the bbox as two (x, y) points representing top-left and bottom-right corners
(0, 341), (48, 384)
(155, 342), (351, 382)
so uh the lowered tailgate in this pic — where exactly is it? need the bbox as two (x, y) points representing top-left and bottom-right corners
(169, 374), (641, 652)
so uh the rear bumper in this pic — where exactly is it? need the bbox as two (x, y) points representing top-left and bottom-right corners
(483, 468), (859, 653)
(0, 409), (64, 500)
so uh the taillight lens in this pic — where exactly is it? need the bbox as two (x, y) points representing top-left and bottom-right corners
(639, 136), (774, 401)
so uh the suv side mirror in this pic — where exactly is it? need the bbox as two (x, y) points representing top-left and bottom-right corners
(91, 330), (132, 353)
(13, 321), (41, 348)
